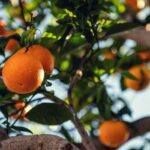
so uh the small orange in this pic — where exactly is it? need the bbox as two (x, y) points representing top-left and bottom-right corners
(5, 39), (19, 52)
(125, 0), (139, 12)
(124, 65), (149, 90)
(17, 45), (54, 73)
(3, 31), (19, 52)
(15, 101), (25, 110)
(104, 52), (115, 60)
(0, 20), (6, 35)
(2, 53), (44, 94)
(12, 103), (31, 121)
(12, 108), (28, 121)
(99, 120), (130, 148)
(0, 20), (6, 27)
(137, 51), (150, 62)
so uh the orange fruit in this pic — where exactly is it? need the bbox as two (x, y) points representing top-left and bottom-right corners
(12, 102), (31, 121)
(137, 51), (150, 62)
(141, 64), (150, 81)
(0, 20), (6, 27)
(0, 20), (6, 35)
(2, 53), (44, 94)
(15, 101), (25, 110)
(0, 21), (19, 52)
(99, 120), (130, 148)
(12, 108), (28, 121)
(11, 112), (25, 121)
(104, 52), (115, 60)
(5, 39), (19, 52)
(17, 45), (54, 73)
(125, 0), (139, 12)
(124, 65), (149, 90)
(3, 31), (19, 52)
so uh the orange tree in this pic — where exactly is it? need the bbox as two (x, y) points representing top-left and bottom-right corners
(0, 0), (150, 149)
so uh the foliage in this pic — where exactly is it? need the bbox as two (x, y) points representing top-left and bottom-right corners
(0, 0), (150, 149)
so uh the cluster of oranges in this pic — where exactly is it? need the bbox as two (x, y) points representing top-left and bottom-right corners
(2, 44), (54, 94)
(0, 20), (19, 52)
(99, 120), (130, 148)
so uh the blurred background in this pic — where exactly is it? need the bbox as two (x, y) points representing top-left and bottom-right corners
(0, 0), (150, 149)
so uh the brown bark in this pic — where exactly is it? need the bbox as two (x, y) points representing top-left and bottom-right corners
(131, 116), (150, 137)
(0, 117), (150, 150)
(0, 134), (79, 150)
(116, 27), (150, 48)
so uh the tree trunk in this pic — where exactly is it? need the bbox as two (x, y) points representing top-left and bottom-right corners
(0, 134), (79, 150)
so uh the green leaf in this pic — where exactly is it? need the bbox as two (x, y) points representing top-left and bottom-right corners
(122, 71), (138, 80)
(95, 85), (112, 119)
(102, 59), (116, 73)
(81, 111), (100, 124)
(42, 32), (60, 39)
(26, 103), (73, 125)
(21, 29), (36, 46)
(55, 0), (72, 9)
(106, 23), (140, 36)
(117, 106), (132, 117)
(11, 126), (33, 134)
(117, 54), (135, 68)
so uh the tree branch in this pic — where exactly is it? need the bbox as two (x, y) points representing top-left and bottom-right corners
(0, 134), (79, 150)
(0, 117), (150, 150)
(67, 46), (96, 150)
(115, 27), (150, 48)
(131, 116), (150, 138)
(43, 90), (96, 150)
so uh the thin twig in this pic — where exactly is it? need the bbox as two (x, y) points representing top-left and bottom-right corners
(19, 0), (28, 29)
(9, 95), (43, 127)
(89, 14), (100, 50)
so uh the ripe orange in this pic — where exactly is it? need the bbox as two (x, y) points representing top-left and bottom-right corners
(99, 120), (130, 148)
(0, 20), (6, 35)
(3, 31), (19, 52)
(0, 20), (6, 27)
(124, 65), (149, 90)
(137, 51), (150, 62)
(104, 52), (115, 60)
(2, 53), (44, 94)
(17, 45), (54, 73)
(125, 0), (139, 12)
(141, 64), (150, 81)
(15, 101), (25, 109)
